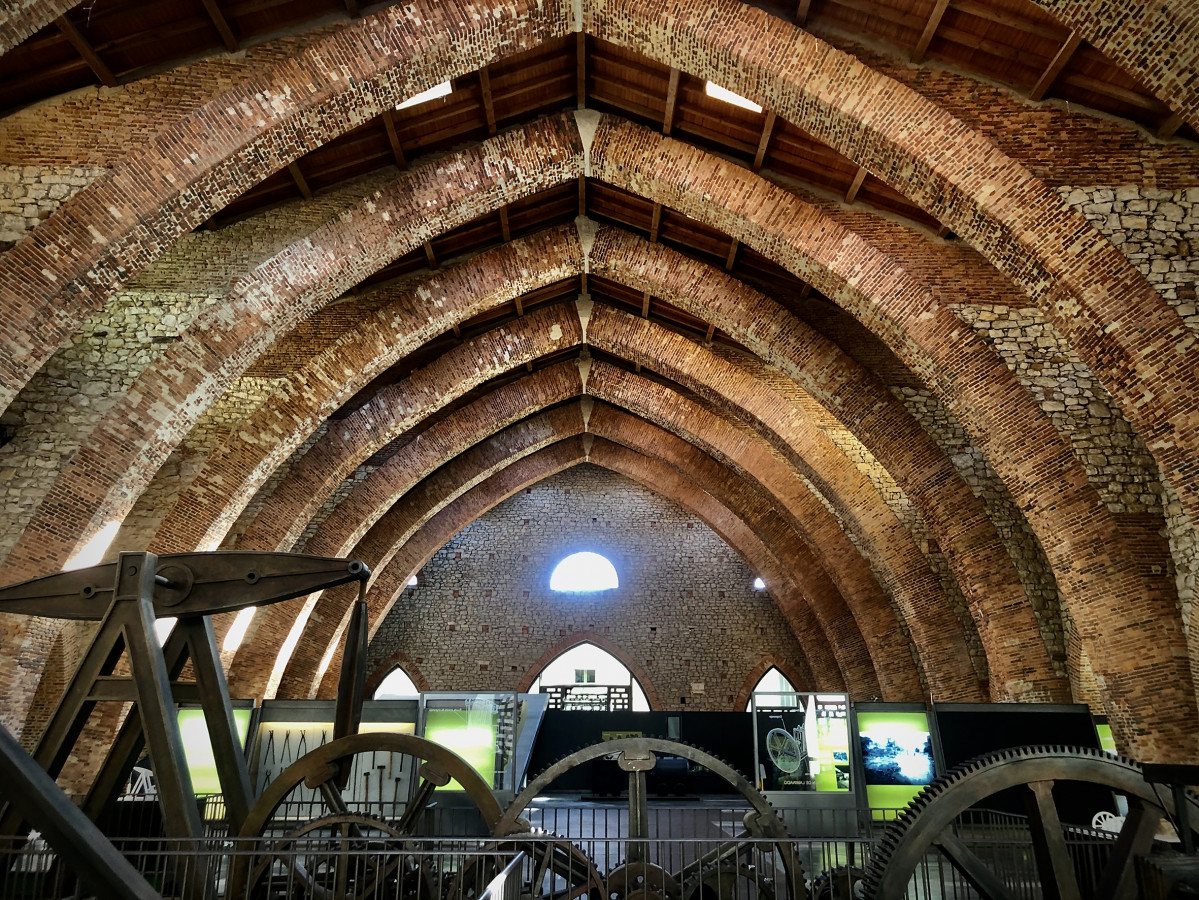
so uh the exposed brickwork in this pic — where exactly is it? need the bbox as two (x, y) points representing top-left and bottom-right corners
(586, 306), (984, 700)
(590, 226), (1066, 701)
(152, 228), (583, 554)
(240, 368), (587, 697)
(588, 116), (1197, 759)
(362, 462), (820, 708)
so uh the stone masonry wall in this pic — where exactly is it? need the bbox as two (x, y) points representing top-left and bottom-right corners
(366, 465), (814, 709)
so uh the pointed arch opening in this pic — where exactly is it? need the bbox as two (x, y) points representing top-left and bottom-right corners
(527, 641), (651, 711)
(373, 665), (420, 699)
(743, 666), (799, 711)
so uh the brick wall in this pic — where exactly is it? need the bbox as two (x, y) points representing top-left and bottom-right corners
(365, 465), (814, 709)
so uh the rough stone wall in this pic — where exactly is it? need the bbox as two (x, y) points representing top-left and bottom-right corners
(366, 465), (813, 709)
(0, 165), (105, 247)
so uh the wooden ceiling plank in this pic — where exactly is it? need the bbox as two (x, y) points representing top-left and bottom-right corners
(845, 166), (868, 203)
(499, 206), (512, 241)
(725, 238), (739, 271)
(649, 203), (662, 242)
(423, 242), (438, 268)
(381, 110), (409, 170)
(345, 0), (361, 17)
(913, 0), (951, 64)
(663, 67), (681, 135)
(577, 32), (586, 107)
(1157, 112), (1184, 140)
(480, 66), (497, 135)
(55, 15), (117, 87)
(287, 161), (313, 200)
(796, 0), (813, 27)
(1029, 31), (1082, 101)
(753, 110), (777, 172)
(199, 0), (239, 52)
(578, 176), (586, 217)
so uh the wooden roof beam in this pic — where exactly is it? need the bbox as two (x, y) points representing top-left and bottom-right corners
(663, 68), (681, 135)
(800, 283), (813, 299)
(199, 0), (238, 52)
(515, 296), (525, 316)
(56, 16), (116, 87)
(753, 111), (777, 172)
(649, 203), (662, 242)
(725, 239), (739, 271)
(795, 0), (813, 27)
(704, 322), (716, 344)
(382, 111), (409, 170)
(1157, 112), (1184, 140)
(499, 207), (512, 242)
(577, 32), (587, 108)
(846, 166), (867, 204)
(641, 291), (651, 318)
(578, 176), (586, 217)
(344, 0), (361, 16)
(287, 162), (313, 201)
(913, 0), (950, 64)
(480, 66), (497, 136)
(1029, 31), (1081, 101)
(423, 242), (438, 269)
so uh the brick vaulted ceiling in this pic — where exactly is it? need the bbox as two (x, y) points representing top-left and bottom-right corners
(0, 0), (1196, 763)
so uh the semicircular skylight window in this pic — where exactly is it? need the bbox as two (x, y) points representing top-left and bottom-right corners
(549, 552), (619, 592)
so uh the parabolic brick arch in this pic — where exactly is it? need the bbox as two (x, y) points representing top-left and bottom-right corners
(0, 0), (1196, 768)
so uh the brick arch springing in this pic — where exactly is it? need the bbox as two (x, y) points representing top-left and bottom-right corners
(308, 438), (842, 700)
(586, 224), (1063, 703)
(733, 659), (813, 711)
(273, 372), (921, 704)
(583, 305), (982, 700)
(516, 634), (664, 710)
(2, 0), (1194, 555)
(246, 401), (875, 703)
(586, 118), (1196, 759)
(223, 370), (587, 687)
(363, 652), (431, 699)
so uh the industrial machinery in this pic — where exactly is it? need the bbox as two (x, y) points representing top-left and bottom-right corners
(1, 554), (1198, 899)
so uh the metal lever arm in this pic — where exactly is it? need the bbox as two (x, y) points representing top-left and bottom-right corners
(0, 551), (369, 620)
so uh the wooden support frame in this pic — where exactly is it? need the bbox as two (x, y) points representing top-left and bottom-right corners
(576, 32), (587, 108)
(480, 66), (498, 136)
(725, 239), (739, 271)
(56, 15), (116, 87)
(423, 241), (438, 269)
(382, 110), (409, 170)
(649, 203), (662, 242)
(499, 206), (512, 241)
(199, 0), (238, 52)
(846, 166), (868, 204)
(288, 161), (313, 200)
(913, 0), (951, 64)
(663, 68), (681, 135)
(753, 111), (777, 172)
(1157, 112), (1185, 140)
(1030, 31), (1081, 101)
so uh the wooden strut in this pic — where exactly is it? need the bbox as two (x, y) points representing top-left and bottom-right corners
(0, 550), (370, 896)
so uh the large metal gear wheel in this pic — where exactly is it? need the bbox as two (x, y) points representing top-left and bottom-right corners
(228, 733), (503, 898)
(862, 745), (1199, 900)
(497, 737), (804, 900)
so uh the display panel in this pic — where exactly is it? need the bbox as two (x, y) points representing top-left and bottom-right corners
(857, 710), (936, 814)
(177, 708), (253, 795)
(753, 692), (850, 792)
(423, 707), (499, 790)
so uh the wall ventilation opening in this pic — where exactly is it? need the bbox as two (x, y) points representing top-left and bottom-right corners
(549, 551), (618, 592)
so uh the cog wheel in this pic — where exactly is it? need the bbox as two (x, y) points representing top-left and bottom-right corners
(446, 830), (605, 900)
(229, 733), (502, 899)
(499, 738), (803, 900)
(808, 866), (863, 900)
(684, 863), (776, 900)
(608, 860), (681, 900)
(861, 745), (1199, 900)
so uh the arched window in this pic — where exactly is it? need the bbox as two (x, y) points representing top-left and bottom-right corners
(746, 666), (798, 711)
(374, 666), (420, 699)
(529, 642), (650, 711)
(549, 552), (618, 592)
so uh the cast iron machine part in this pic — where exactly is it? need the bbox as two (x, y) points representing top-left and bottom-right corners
(0, 550), (369, 897)
(862, 745), (1199, 900)
(228, 732), (504, 899)
(498, 737), (805, 900)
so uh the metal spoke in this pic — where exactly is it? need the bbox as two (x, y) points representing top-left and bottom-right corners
(934, 828), (1021, 900)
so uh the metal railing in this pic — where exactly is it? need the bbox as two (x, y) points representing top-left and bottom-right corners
(0, 805), (1127, 899)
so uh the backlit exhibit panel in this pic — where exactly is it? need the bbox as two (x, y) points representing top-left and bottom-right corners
(857, 710), (936, 813)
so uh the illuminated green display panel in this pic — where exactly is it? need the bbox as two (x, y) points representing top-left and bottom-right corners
(1095, 722), (1116, 756)
(857, 710), (936, 817)
(423, 708), (498, 790)
(177, 708), (252, 795)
